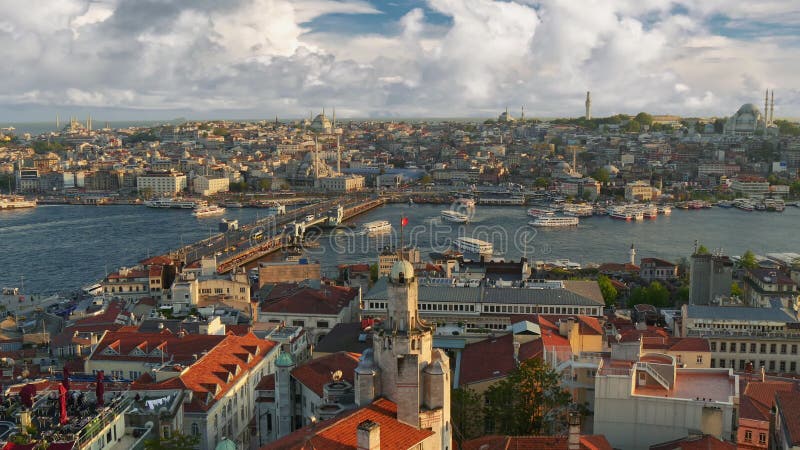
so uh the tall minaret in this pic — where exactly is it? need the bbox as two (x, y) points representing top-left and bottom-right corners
(521, 105), (525, 122)
(585, 91), (592, 120)
(629, 243), (636, 266)
(56, 114), (60, 129)
(770, 90), (775, 125)
(313, 135), (320, 185)
(336, 135), (341, 174)
(764, 89), (769, 125)
(332, 106), (336, 130)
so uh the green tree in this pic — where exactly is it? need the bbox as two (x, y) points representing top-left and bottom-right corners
(597, 275), (617, 307)
(731, 282), (743, 298)
(144, 431), (200, 450)
(740, 250), (758, 270)
(630, 281), (671, 307)
(713, 118), (726, 134)
(212, 127), (230, 136)
(624, 120), (641, 133)
(791, 181), (800, 196)
(534, 177), (550, 188)
(420, 174), (433, 185)
(675, 285), (690, 303)
(229, 181), (249, 192)
(452, 387), (485, 447)
(258, 178), (272, 192)
(590, 167), (610, 184)
(32, 140), (65, 154)
(634, 112), (653, 127)
(0, 173), (15, 194)
(484, 358), (573, 436)
(696, 244), (710, 255)
(369, 263), (379, 282)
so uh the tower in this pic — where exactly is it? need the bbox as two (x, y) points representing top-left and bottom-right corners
(770, 90), (775, 125)
(313, 135), (320, 186)
(585, 91), (592, 120)
(764, 89), (769, 126)
(332, 107), (336, 130)
(521, 105), (525, 122)
(274, 351), (296, 438)
(629, 243), (636, 266)
(336, 134), (341, 174)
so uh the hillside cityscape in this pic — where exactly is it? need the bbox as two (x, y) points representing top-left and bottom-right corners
(2, 1), (800, 450)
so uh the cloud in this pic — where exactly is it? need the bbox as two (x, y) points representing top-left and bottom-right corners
(0, 0), (798, 120)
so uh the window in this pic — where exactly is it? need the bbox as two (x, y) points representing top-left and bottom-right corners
(710, 342), (717, 352)
(744, 430), (752, 442)
(791, 362), (797, 372)
(191, 423), (200, 436)
(740, 343), (747, 353)
(780, 361), (786, 372)
(781, 344), (787, 354)
(710, 359), (716, 368)
(162, 426), (170, 439)
(759, 433), (766, 444)
(761, 344), (767, 353)
(316, 321), (329, 328)
(770, 344), (777, 354)
(750, 343), (756, 353)
(739, 360), (746, 370)
(696, 355), (703, 364)
(792, 345), (798, 355)
(719, 360), (725, 368)
(769, 361), (776, 371)
(720, 343), (727, 352)
(292, 320), (305, 327)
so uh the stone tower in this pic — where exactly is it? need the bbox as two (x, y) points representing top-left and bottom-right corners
(275, 351), (296, 438)
(585, 91), (592, 120)
(354, 259), (451, 450)
(629, 243), (636, 266)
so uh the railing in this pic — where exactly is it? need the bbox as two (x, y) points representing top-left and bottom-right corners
(686, 329), (800, 340)
(635, 362), (671, 390)
(73, 397), (133, 449)
(128, 425), (154, 450)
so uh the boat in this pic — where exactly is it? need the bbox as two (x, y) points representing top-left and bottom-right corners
(687, 200), (707, 209)
(82, 282), (103, 296)
(632, 209), (645, 221)
(642, 205), (659, 219)
(657, 205), (672, 215)
(527, 207), (556, 218)
(754, 202), (767, 211)
(408, 198), (415, 206)
(266, 203), (286, 215)
(716, 201), (733, 208)
(609, 207), (633, 221)
(224, 201), (243, 208)
(733, 199), (754, 211)
(0, 195), (37, 209)
(193, 205), (226, 217)
(360, 220), (392, 235)
(528, 216), (579, 227)
(454, 198), (476, 209)
(145, 197), (204, 209)
(453, 237), (493, 254)
(562, 203), (594, 217)
(441, 210), (470, 223)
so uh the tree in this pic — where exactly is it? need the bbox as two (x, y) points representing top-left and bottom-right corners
(258, 178), (272, 192)
(634, 112), (653, 127)
(212, 127), (230, 136)
(740, 250), (758, 270)
(369, 263), (379, 282)
(484, 358), (573, 436)
(590, 167), (610, 184)
(452, 387), (485, 447)
(695, 244), (710, 255)
(144, 432), (200, 450)
(534, 177), (550, 188)
(420, 174), (433, 185)
(731, 282), (743, 298)
(629, 281), (671, 308)
(597, 275), (618, 307)
(0, 173), (15, 194)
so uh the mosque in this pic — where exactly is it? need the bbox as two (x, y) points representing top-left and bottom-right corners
(723, 90), (779, 136)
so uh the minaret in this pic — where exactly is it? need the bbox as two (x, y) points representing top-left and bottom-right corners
(521, 105), (525, 122)
(629, 243), (636, 266)
(332, 107), (336, 130)
(56, 114), (60, 129)
(764, 89), (769, 126)
(770, 90), (774, 125)
(336, 135), (341, 174)
(313, 135), (320, 185)
(585, 91), (592, 120)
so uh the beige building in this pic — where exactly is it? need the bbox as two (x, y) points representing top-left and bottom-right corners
(257, 261), (321, 288)
(167, 258), (250, 313)
(137, 171), (187, 195)
(318, 174), (365, 192)
(192, 175), (229, 196)
(624, 180), (660, 201)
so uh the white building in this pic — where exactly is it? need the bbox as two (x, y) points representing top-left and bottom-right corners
(137, 172), (187, 195)
(318, 174), (365, 192)
(193, 175), (229, 196)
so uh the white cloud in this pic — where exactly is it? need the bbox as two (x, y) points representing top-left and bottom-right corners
(0, 0), (798, 120)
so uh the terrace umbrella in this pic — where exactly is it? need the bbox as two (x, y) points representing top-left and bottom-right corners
(58, 384), (68, 425)
(95, 371), (104, 407)
(62, 367), (70, 391)
(19, 383), (36, 408)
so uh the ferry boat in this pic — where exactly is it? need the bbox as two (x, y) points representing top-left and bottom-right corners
(657, 205), (672, 215)
(687, 200), (708, 209)
(454, 198), (476, 209)
(360, 220), (392, 235)
(528, 216), (579, 227)
(440, 210), (470, 223)
(453, 237), (493, 254)
(266, 203), (286, 215)
(733, 199), (754, 211)
(0, 195), (37, 209)
(562, 203), (594, 217)
(609, 207), (633, 221)
(632, 210), (645, 221)
(145, 198), (203, 209)
(716, 200), (733, 208)
(193, 205), (226, 217)
(224, 201), (243, 208)
(527, 207), (555, 218)
(642, 205), (659, 219)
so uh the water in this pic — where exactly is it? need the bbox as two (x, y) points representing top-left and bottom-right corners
(1, 204), (799, 293)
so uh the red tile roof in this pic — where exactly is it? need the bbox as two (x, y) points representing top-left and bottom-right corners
(641, 337), (709, 353)
(776, 390), (800, 445)
(260, 284), (358, 316)
(261, 398), (434, 450)
(462, 435), (613, 450)
(132, 333), (278, 412)
(89, 329), (227, 364)
(649, 434), (736, 450)
(291, 352), (361, 397)
(459, 333), (545, 386)
(739, 380), (797, 421)
(641, 258), (678, 268)
(139, 255), (174, 266)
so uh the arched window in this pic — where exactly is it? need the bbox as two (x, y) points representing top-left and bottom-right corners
(191, 423), (200, 436)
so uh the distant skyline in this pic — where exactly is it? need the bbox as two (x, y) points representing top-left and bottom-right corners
(1, 0), (799, 121)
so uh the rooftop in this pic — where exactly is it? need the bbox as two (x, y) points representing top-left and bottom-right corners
(634, 370), (736, 403)
(291, 352), (361, 397)
(685, 305), (797, 323)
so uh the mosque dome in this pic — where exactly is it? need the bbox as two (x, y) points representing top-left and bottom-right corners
(310, 113), (332, 133)
(215, 437), (236, 450)
(725, 103), (765, 135)
(737, 103), (760, 116)
(389, 260), (414, 284)
(603, 164), (619, 175)
(276, 351), (294, 367)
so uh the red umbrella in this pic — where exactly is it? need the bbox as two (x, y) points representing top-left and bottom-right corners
(58, 384), (68, 425)
(19, 384), (36, 408)
(95, 371), (104, 407)
(62, 367), (70, 391)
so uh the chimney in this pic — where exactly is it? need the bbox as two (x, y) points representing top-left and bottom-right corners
(357, 420), (380, 450)
(568, 410), (581, 450)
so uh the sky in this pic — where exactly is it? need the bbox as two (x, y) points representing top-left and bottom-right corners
(0, 0), (798, 121)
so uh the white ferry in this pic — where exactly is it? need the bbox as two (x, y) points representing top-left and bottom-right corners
(267, 203), (286, 215)
(193, 205), (226, 218)
(562, 203), (593, 217)
(454, 198), (476, 209)
(733, 199), (754, 211)
(658, 205), (672, 215)
(527, 207), (555, 218)
(360, 220), (392, 235)
(454, 237), (493, 254)
(145, 198), (204, 209)
(609, 207), (633, 221)
(440, 210), (470, 223)
(528, 216), (579, 227)
(642, 204), (659, 219)
(0, 196), (37, 209)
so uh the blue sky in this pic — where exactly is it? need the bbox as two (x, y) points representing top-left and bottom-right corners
(0, 0), (798, 121)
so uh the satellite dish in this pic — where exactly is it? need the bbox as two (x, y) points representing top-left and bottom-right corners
(332, 370), (343, 382)
(615, 334), (622, 343)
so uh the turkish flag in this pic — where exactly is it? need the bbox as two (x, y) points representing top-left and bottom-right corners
(401, 217), (408, 227)
(59, 384), (68, 425)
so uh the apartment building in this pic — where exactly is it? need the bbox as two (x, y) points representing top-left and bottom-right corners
(137, 171), (187, 195)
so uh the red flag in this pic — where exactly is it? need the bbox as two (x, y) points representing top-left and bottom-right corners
(401, 217), (408, 227)
(59, 384), (68, 425)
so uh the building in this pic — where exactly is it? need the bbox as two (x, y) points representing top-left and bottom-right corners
(689, 253), (733, 305)
(625, 181), (660, 202)
(257, 260), (322, 288)
(737, 379), (798, 449)
(593, 348), (738, 449)
(193, 175), (229, 196)
(378, 248), (421, 277)
(167, 260), (250, 314)
(742, 268), (799, 309)
(773, 390), (800, 450)
(678, 305), (800, 374)
(263, 259), (452, 450)
(318, 174), (365, 192)
(102, 265), (166, 301)
(649, 434), (736, 450)
(640, 258), (679, 282)
(731, 177), (771, 198)
(137, 171), (187, 195)
(130, 332), (280, 450)
(724, 103), (766, 136)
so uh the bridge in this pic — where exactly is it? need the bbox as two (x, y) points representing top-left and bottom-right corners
(215, 197), (386, 273)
